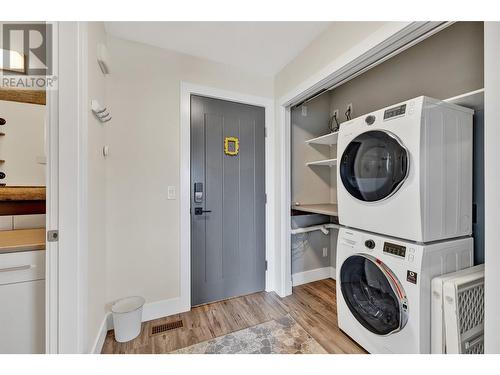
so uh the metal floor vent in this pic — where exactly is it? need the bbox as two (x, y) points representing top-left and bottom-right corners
(150, 320), (183, 335)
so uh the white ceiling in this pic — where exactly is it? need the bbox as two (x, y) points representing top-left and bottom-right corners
(105, 22), (332, 76)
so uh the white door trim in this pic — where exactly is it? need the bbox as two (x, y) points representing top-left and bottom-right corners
(45, 21), (59, 354)
(46, 21), (88, 353)
(275, 21), (451, 297)
(180, 82), (275, 312)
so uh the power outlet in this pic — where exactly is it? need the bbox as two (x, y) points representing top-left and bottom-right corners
(346, 103), (353, 119)
(322, 247), (328, 257)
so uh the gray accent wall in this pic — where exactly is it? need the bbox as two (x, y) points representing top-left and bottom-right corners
(291, 214), (331, 274)
(291, 92), (335, 205)
(330, 22), (484, 120)
(291, 93), (337, 276)
(330, 228), (339, 270)
(473, 110), (485, 265)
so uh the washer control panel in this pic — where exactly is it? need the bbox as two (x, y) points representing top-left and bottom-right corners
(383, 241), (406, 258)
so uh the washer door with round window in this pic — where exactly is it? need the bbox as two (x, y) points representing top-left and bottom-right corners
(339, 130), (409, 202)
(340, 254), (409, 336)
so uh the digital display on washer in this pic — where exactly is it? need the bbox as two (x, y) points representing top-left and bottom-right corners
(383, 242), (406, 258)
(384, 104), (406, 120)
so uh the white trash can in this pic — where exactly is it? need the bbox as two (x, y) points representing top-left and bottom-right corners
(111, 296), (145, 343)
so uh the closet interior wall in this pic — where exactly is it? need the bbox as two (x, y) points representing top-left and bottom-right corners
(328, 22), (483, 120)
(291, 92), (337, 277)
(289, 21), (485, 281)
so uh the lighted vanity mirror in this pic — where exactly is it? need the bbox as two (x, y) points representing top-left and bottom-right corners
(0, 92), (46, 217)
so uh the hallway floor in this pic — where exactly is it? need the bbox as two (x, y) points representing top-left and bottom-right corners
(101, 279), (366, 354)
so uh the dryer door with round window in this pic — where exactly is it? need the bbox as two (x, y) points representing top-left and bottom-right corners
(340, 254), (408, 335)
(340, 130), (409, 202)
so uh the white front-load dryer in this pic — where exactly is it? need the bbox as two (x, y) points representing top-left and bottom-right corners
(337, 96), (473, 242)
(336, 227), (473, 354)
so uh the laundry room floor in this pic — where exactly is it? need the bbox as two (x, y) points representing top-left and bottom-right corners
(101, 279), (366, 354)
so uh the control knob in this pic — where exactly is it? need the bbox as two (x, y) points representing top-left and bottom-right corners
(365, 239), (375, 249)
(365, 115), (376, 125)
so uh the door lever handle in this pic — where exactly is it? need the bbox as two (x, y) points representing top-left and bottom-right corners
(194, 207), (212, 215)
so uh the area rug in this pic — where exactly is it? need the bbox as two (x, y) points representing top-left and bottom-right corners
(171, 315), (327, 354)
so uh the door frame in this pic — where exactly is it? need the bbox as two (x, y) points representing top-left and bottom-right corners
(46, 21), (88, 353)
(275, 21), (452, 297)
(180, 82), (275, 312)
(45, 21), (59, 354)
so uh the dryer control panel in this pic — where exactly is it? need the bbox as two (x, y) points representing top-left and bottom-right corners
(383, 104), (406, 120)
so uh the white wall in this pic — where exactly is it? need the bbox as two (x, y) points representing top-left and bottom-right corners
(85, 22), (108, 353)
(484, 21), (500, 354)
(104, 35), (273, 307)
(0, 101), (45, 186)
(274, 22), (388, 99)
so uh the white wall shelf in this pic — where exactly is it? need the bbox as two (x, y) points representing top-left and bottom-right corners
(444, 88), (484, 111)
(292, 203), (339, 217)
(306, 158), (337, 167)
(305, 131), (338, 146)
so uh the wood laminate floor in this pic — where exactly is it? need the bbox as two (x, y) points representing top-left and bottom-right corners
(101, 278), (366, 354)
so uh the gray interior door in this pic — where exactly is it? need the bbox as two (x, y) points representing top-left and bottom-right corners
(190, 95), (266, 306)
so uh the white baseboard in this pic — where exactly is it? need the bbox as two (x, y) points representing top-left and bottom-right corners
(105, 297), (190, 330)
(91, 312), (111, 354)
(292, 266), (336, 287)
(142, 297), (190, 322)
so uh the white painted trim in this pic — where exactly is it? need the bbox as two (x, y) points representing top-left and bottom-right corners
(484, 22), (500, 354)
(276, 22), (453, 298)
(92, 298), (184, 353)
(277, 105), (292, 297)
(45, 21), (60, 354)
(292, 267), (336, 287)
(105, 297), (187, 330)
(90, 313), (110, 354)
(180, 82), (276, 313)
(142, 297), (186, 323)
(52, 21), (88, 353)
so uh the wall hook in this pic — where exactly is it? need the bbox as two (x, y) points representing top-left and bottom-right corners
(91, 99), (112, 123)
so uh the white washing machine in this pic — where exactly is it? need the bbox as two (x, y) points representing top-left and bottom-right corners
(336, 227), (473, 354)
(337, 96), (473, 243)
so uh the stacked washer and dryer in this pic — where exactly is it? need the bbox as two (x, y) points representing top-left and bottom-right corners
(335, 96), (475, 354)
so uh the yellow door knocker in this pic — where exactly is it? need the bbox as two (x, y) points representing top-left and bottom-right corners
(224, 136), (239, 156)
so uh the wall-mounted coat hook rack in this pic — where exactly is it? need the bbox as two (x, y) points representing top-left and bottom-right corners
(91, 100), (112, 123)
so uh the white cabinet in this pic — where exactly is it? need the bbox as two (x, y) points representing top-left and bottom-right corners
(0, 250), (45, 353)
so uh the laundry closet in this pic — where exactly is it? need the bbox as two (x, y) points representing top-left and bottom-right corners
(289, 21), (485, 286)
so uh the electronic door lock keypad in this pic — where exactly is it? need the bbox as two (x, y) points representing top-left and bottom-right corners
(194, 182), (203, 203)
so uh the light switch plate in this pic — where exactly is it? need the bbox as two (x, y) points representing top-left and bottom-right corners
(167, 186), (176, 200)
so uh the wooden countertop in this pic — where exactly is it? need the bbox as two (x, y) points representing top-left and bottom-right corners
(0, 186), (46, 201)
(0, 229), (46, 254)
